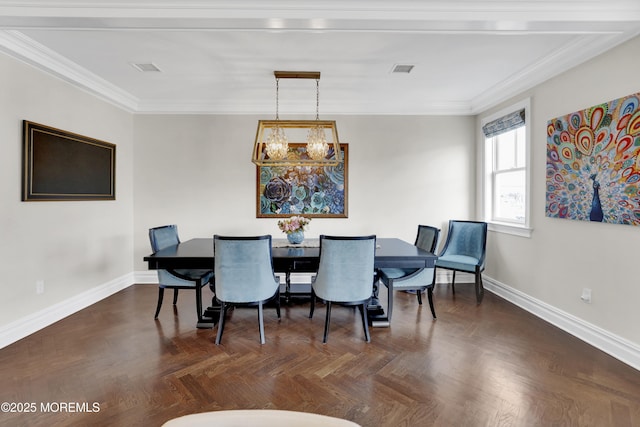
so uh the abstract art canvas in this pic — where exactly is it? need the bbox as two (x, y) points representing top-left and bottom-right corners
(257, 144), (348, 218)
(546, 92), (640, 225)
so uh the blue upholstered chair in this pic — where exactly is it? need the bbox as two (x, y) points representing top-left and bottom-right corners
(149, 225), (214, 323)
(213, 235), (281, 345)
(435, 220), (488, 303)
(378, 225), (440, 319)
(309, 235), (376, 343)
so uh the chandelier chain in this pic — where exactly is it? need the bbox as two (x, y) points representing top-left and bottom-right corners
(275, 77), (280, 121)
(315, 78), (320, 120)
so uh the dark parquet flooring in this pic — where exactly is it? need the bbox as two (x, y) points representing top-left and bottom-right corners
(0, 282), (639, 427)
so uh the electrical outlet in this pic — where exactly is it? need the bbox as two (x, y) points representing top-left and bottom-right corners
(36, 280), (45, 294)
(580, 288), (591, 303)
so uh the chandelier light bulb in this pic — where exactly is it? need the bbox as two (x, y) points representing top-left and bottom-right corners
(265, 126), (288, 160)
(306, 126), (329, 160)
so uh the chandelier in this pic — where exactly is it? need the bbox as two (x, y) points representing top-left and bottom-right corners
(252, 71), (341, 167)
(306, 77), (330, 161)
(263, 76), (288, 160)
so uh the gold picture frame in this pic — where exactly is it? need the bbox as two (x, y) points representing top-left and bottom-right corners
(257, 143), (348, 218)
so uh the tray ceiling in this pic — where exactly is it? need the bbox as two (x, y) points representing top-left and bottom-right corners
(1, 0), (639, 115)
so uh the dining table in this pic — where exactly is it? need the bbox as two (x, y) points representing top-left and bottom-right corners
(144, 237), (437, 328)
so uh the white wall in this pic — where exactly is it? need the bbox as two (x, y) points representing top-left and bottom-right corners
(479, 35), (640, 347)
(133, 114), (476, 271)
(0, 53), (134, 333)
(4, 31), (638, 368)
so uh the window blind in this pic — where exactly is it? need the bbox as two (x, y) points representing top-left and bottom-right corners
(482, 109), (525, 138)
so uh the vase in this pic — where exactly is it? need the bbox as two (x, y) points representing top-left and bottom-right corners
(287, 230), (304, 244)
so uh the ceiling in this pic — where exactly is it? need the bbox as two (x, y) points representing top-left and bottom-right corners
(1, 0), (639, 115)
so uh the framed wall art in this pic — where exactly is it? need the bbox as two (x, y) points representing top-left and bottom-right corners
(257, 143), (348, 218)
(22, 120), (116, 201)
(546, 92), (640, 225)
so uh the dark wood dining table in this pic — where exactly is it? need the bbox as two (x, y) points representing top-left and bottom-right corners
(144, 237), (437, 328)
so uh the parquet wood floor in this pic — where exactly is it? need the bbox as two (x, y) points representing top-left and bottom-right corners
(0, 283), (638, 427)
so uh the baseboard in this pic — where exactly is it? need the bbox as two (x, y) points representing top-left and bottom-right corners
(436, 269), (474, 283)
(483, 275), (640, 372)
(0, 273), (134, 349)
(135, 270), (160, 284)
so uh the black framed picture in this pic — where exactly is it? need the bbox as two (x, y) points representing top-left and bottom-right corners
(22, 121), (116, 201)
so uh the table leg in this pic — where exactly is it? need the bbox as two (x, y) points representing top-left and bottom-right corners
(284, 271), (292, 303)
(367, 273), (390, 327)
(199, 286), (220, 329)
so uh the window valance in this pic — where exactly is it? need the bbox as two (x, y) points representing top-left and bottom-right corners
(482, 109), (525, 138)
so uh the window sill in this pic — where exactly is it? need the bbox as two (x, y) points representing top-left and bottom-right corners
(488, 222), (532, 238)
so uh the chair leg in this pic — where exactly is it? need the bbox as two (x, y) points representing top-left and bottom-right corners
(215, 303), (227, 345)
(417, 290), (423, 305)
(154, 288), (165, 319)
(451, 271), (456, 294)
(275, 289), (281, 319)
(258, 302), (266, 345)
(360, 303), (371, 343)
(172, 288), (179, 305)
(386, 279), (394, 321)
(195, 283), (203, 323)
(309, 289), (316, 318)
(322, 301), (332, 343)
(475, 269), (485, 304)
(427, 286), (436, 319)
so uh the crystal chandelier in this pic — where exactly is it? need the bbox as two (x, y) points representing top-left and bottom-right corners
(306, 78), (329, 161)
(263, 77), (288, 160)
(252, 71), (341, 167)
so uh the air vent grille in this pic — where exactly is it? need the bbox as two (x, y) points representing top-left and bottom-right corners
(131, 63), (161, 72)
(391, 64), (414, 74)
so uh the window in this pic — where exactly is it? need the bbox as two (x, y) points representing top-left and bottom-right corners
(481, 99), (531, 237)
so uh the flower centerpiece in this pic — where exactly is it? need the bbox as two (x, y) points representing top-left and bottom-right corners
(277, 215), (311, 244)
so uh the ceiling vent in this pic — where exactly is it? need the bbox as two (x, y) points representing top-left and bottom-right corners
(391, 64), (414, 74)
(131, 62), (161, 72)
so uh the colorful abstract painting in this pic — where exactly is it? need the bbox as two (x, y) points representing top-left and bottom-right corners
(546, 92), (640, 225)
(257, 144), (348, 218)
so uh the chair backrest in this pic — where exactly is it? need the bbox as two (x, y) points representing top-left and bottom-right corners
(313, 235), (376, 302)
(149, 224), (180, 252)
(213, 235), (278, 303)
(440, 220), (487, 264)
(414, 225), (440, 253)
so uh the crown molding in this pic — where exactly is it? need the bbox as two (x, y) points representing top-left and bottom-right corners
(0, 29), (139, 112)
(2, 24), (637, 116)
(0, 1), (639, 29)
(0, 28), (474, 115)
(1, 1), (640, 116)
(470, 29), (640, 114)
(133, 99), (473, 116)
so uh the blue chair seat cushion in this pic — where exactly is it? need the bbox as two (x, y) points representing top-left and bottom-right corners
(174, 269), (213, 281)
(378, 267), (435, 290)
(158, 269), (213, 288)
(379, 267), (418, 279)
(436, 254), (480, 273)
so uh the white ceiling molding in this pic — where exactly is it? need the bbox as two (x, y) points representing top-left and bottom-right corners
(1, 1), (639, 27)
(470, 29), (640, 114)
(0, 1), (639, 115)
(0, 30), (139, 111)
